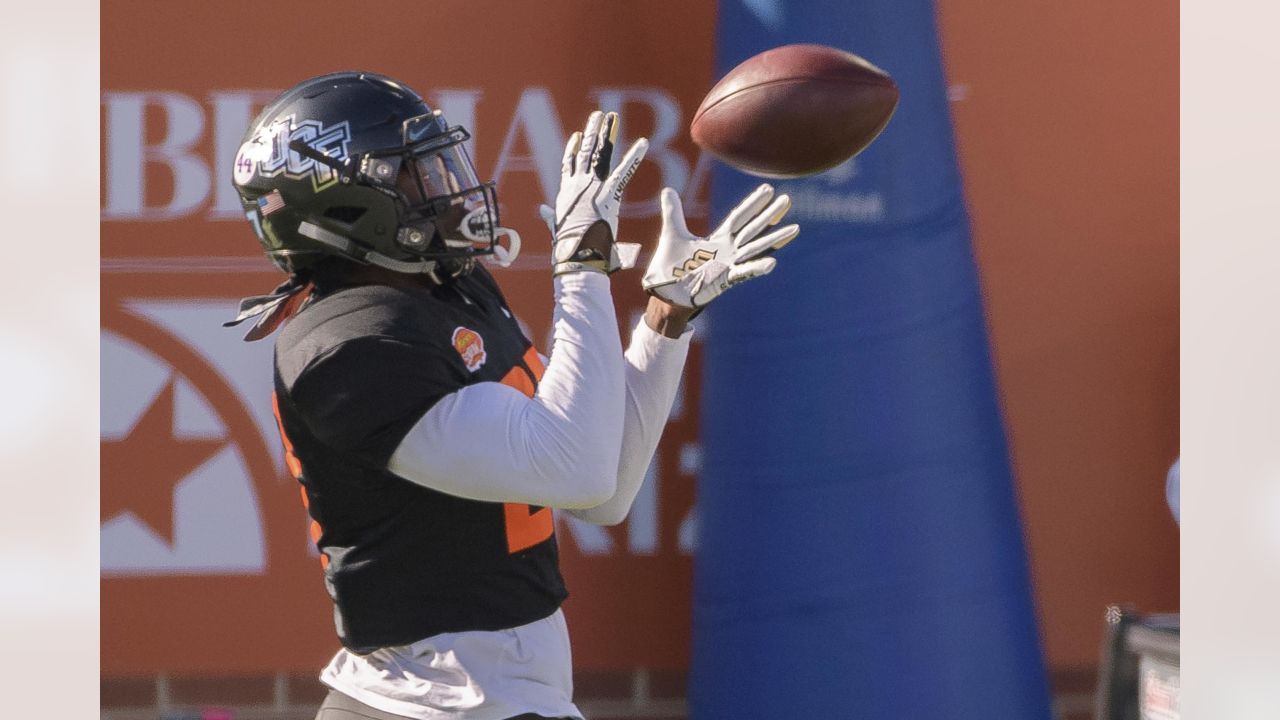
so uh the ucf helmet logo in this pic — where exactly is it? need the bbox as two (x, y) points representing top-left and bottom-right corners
(233, 115), (352, 192)
(452, 327), (487, 372)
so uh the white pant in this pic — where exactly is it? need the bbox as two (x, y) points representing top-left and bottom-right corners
(320, 609), (583, 720)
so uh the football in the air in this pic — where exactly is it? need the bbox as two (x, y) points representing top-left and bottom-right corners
(691, 44), (900, 178)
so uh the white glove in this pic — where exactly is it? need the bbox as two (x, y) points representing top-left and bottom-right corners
(539, 111), (648, 276)
(642, 184), (799, 309)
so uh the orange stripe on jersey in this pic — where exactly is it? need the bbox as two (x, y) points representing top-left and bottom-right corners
(499, 364), (536, 398)
(499, 346), (553, 553)
(522, 346), (546, 382)
(498, 345), (544, 399)
(271, 391), (303, 479)
(274, 391), (328, 569)
(298, 485), (328, 567)
(504, 502), (554, 554)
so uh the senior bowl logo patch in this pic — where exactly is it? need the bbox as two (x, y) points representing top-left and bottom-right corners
(452, 326), (487, 372)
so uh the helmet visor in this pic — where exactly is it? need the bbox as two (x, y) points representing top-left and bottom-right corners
(409, 141), (482, 202)
(392, 138), (499, 257)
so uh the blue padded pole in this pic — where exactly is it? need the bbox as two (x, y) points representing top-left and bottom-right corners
(691, 2), (1052, 717)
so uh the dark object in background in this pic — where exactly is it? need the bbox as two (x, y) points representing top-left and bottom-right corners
(1095, 608), (1181, 720)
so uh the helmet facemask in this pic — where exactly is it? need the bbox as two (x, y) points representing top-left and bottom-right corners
(279, 110), (520, 279)
(359, 113), (520, 274)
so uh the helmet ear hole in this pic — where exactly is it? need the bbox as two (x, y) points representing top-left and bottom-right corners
(323, 206), (368, 224)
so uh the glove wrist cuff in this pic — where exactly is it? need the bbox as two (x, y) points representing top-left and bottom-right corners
(553, 260), (611, 276)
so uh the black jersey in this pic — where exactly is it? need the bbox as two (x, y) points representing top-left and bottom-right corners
(271, 266), (567, 654)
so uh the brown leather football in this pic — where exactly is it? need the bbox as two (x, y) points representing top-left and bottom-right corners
(691, 44), (899, 178)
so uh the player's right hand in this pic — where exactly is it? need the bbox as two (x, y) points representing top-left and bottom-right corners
(642, 184), (799, 309)
(539, 111), (648, 276)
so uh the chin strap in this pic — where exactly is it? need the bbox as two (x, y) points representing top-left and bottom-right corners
(299, 219), (520, 274)
(298, 221), (439, 274)
(488, 227), (521, 267)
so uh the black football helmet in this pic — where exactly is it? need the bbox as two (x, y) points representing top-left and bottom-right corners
(232, 71), (519, 280)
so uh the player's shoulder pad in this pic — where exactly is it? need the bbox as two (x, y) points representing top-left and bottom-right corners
(275, 284), (451, 386)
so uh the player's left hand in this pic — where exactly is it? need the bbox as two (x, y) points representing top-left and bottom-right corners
(642, 184), (799, 309)
(539, 111), (648, 276)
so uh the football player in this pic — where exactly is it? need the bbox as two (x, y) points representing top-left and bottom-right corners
(228, 71), (799, 720)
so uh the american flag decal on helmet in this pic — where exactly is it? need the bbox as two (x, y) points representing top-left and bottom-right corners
(258, 190), (286, 216)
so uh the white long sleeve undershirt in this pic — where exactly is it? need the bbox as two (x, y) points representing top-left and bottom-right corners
(567, 319), (691, 525)
(387, 273), (691, 524)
